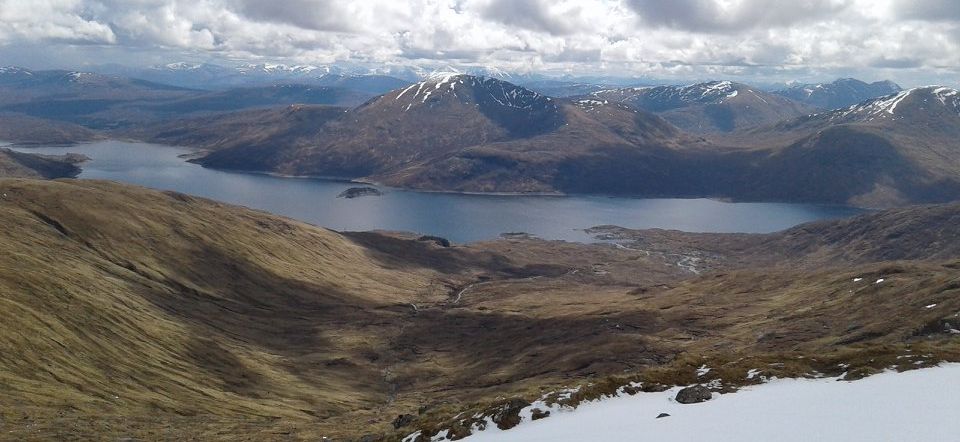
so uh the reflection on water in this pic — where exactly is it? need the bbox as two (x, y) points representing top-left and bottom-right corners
(13, 140), (866, 243)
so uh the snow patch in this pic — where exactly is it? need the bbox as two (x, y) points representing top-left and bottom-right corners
(465, 365), (960, 442)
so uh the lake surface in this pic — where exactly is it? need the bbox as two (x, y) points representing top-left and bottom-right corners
(12, 140), (865, 243)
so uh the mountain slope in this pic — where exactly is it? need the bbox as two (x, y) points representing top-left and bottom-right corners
(126, 105), (348, 152)
(195, 75), (694, 192)
(774, 78), (902, 110)
(720, 86), (960, 206)
(2, 179), (960, 440)
(186, 79), (960, 206)
(145, 84), (371, 114)
(0, 113), (101, 145)
(0, 148), (85, 178)
(588, 81), (814, 133)
(0, 67), (193, 105)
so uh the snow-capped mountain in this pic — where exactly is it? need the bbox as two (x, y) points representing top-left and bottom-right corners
(800, 86), (960, 125)
(586, 81), (813, 133)
(234, 63), (333, 76)
(774, 78), (902, 110)
(386, 74), (557, 115)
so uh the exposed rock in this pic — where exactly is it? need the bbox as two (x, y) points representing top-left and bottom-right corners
(641, 383), (671, 393)
(418, 235), (451, 247)
(491, 398), (531, 430)
(337, 187), (382, 199)
(675, 385), (713, 404)
(392, 414), (416, 429)
(357, 434), (383, 442)
(530, 408), (550, 420)
(656, 413), (671, 419)
(447, 424), (472, 440)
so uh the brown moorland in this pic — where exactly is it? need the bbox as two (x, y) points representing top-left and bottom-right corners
(0, 179), (957, 440)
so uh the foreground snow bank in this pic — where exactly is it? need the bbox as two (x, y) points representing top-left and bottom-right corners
(467, 364), (960, 441)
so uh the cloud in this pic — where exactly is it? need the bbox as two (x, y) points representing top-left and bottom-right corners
(0, 0), (116, 44)
(625, 0), (853, 33)
(479, 0), (575, 35)
(0, 0), (957, 88)
(895, 0), (960, 22)
(232, 0), (354, 32)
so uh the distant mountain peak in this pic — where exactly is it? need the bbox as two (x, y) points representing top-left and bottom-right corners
(0, 66), (33, 75)
(389, 74), (553, 112)
(775, 78), (903, 110)
(826, 86), (960, 122)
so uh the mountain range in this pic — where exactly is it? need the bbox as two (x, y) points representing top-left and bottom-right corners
(584, 81), (815, 133)
(774, 78), (903, 109)
(186, 76), (960, 207)
(0, 67), (374, 129)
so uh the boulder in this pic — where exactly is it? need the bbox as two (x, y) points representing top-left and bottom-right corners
(491, 398), (531, 430)
(392, 413), (416, 429)
(675, 385), (712, 404)
(530, 408), (550, 421)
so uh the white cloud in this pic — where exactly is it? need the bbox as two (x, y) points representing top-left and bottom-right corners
(0, 0), (957, 86)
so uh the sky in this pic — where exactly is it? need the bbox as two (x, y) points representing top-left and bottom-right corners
(0, 0), (958, 86)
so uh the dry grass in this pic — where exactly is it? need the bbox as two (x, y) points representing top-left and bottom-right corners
(0, 178), (959, 440)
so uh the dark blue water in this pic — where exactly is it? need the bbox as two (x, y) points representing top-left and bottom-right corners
(12, 140), (865, 243)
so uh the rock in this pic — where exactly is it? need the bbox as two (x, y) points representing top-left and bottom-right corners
(417, 235), (451, 247)
(530, 408), (550, 420)
(337, 187), (383, 199)
(392, 413), (416, 429)
(358, 434), (383, 442)
(641, 383), (671, 393)
(446, 424), (472, 440)
(491, 398), (531, 430)
(656, 413), (671, 419)
(675, 385), (712, 404)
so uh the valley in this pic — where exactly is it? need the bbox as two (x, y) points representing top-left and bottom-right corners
(0, 179), (957, 441)
(0, 63), (957, 442)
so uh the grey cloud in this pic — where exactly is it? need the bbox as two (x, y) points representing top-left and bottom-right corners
(625, 0), (852, 33)
(870, 56), (923, 69)
(480, 0), (575, 35)
(233, 0), (353, 32)
(896, 0), (960, 21)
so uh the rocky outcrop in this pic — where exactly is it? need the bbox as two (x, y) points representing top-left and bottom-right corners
(675, 385), (713, 404)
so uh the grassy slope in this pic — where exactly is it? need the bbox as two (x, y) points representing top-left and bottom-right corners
(0, 149), (84, 179)
(0, 113), (100, 146)
(0, 179), (452, 439)
(0, 179), (958, 440)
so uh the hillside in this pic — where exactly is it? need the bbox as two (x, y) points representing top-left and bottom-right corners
(0, 67), (372, 129)
(144, 84), (371, 114)
(774, 78), (902, 109)
(187, 79), (960, 206)
(587, 81), (814, 133)
(1, 179), (959, 440)
(196, 74), (691, 192)
(0, 148), (85, 178)
(716, 87), (960, 207)
(126, 105), (348, 151)
(0, 113), (101, 145)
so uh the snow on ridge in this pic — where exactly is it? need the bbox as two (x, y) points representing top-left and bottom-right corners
(65, 71), (97, 82)
(825, 85), (960, 121)
(163, 62), (202, 70)
(393, 74), (551, 111)
(463, 364), (960, 442)
(0, 66), (32, 75)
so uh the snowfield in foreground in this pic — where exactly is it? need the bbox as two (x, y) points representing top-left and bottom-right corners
(467, 364), (960, 442)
